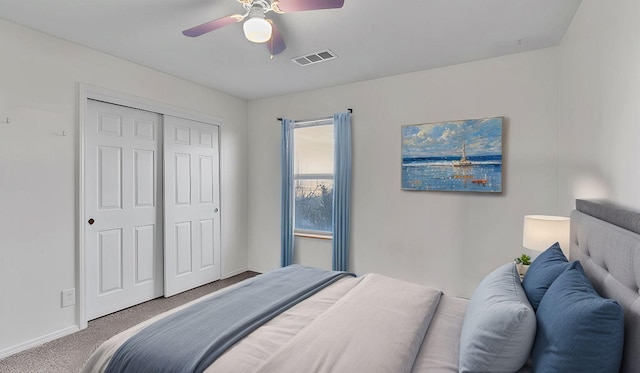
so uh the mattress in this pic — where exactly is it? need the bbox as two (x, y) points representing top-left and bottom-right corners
(82, 272), (468, 373)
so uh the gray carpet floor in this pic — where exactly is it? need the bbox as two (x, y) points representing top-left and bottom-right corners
(0, 271), (259, 373)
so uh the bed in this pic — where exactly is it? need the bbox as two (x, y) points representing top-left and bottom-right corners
(82, 199), (639, 373)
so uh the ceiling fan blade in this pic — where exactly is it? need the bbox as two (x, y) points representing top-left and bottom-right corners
(266, 20), (286, 57)
(271, 0), (344, 13)
(182, 14), (244, 37)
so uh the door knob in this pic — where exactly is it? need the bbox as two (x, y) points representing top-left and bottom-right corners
(214, 208), (219, 213)
(88, 218), (95, 225)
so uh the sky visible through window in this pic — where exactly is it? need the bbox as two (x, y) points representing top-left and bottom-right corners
(294, 124), (334, 174)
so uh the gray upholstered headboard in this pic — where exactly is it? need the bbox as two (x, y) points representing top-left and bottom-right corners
(571, 199), (640, 373)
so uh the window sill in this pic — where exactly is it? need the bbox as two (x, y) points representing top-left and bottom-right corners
(294, 232), (332, 240)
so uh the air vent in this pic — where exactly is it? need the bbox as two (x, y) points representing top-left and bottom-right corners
(291, 49), (337, 67)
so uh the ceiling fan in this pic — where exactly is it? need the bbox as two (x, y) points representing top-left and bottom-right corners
(182, 0), (345, 58)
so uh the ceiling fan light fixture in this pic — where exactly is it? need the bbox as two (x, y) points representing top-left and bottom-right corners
(243, 7), (272, 43)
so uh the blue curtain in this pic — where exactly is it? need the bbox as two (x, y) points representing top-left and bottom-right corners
(281, 119), (295, 267)
(332, 112), (352, 271)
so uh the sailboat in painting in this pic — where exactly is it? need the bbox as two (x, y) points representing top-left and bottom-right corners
(452, 141), (473, 167)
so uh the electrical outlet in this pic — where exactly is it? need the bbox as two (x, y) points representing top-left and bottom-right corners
(61, 288), (75, 308)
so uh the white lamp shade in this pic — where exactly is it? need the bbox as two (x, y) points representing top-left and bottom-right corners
(243, 17), (272, 43)
(523, 215), (570, 257)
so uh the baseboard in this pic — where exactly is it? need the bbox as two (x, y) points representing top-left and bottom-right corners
(222, 266), (249, 279)
(0, 325), (79, 360)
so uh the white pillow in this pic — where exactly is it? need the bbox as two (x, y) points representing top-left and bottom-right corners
(459, 262), (536, 373)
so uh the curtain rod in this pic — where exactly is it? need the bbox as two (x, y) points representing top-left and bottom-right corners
(277, 108), (352, 122)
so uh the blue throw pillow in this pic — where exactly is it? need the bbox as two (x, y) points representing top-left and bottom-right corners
(531, 261), (624, 373)
(459, 263), (536, 373)
(522, 242), (569, 310)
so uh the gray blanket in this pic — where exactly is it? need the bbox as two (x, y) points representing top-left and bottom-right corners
(105, 265), (353, 373)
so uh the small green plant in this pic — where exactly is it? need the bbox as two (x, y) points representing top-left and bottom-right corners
(515, 254), (531, 266)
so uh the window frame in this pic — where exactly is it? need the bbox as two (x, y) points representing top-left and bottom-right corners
(292, 119), (334, 238)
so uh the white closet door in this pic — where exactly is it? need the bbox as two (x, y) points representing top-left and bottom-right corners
(85, 99), (163, 320)
(163, 115), (221, 296)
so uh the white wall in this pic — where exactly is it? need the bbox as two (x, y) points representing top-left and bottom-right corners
(248, 48), (561, 298)
(558, 0), (640, 214)
(0, 20), (249, 354)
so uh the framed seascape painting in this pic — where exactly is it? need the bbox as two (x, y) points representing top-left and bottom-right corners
(401, 117), (503, 192)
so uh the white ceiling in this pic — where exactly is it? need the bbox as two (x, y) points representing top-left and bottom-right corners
(0, 0), (582, 101)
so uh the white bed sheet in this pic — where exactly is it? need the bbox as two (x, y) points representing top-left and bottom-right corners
(411, 294), (467, 373)
(84, 274), (473, 373)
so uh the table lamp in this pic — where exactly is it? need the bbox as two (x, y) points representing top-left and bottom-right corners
(523, 215), (571, 259)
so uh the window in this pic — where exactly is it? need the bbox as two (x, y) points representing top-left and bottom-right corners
(293, 119), (334, 236)
(281, 112), (350, 269)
